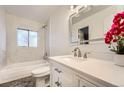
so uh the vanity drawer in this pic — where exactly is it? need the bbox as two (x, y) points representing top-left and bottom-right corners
(77, 76), (96, 87)
(76, 74), (106, 87)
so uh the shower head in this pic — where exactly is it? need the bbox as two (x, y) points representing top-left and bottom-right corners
(42, 24), (47, 29)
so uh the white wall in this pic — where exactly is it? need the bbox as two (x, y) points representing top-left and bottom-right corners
(6, 14), (44, 64)
(49, 6), (124, 61)
(0, 7), (6, 68)
(49, 6), (71, 56)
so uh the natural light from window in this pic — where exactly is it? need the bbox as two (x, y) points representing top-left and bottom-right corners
(17, 28), (38, 47)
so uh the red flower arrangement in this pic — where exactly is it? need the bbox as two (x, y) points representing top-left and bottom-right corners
(105, 11), (124, 54)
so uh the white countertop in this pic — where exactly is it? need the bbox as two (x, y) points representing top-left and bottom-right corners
(49, 55), (124, 87)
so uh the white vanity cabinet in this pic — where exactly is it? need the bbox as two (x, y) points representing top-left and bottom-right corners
(50, 60), (107, 87)
(50, 61), (77, 87)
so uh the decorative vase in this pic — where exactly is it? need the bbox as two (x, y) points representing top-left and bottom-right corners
(114, 54), (124, 66)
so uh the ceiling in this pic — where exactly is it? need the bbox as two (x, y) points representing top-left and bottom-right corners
(4, 5), (62, 23)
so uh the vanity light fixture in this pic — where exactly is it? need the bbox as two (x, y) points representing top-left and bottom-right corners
(70, 5), (87, 13)
(70, 5), (91, 17)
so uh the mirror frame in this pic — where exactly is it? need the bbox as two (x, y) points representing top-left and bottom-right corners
(69, 6), (107, 44)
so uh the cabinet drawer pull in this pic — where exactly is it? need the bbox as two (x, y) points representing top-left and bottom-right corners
(54, 68), (58, 71)
(54, 68), (62, 73)
(54, 68), (59, 72)
(55, 81), (62, 87)
(58, 70), (62, 73)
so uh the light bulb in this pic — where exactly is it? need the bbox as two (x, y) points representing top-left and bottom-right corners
(70, 5), (74, 11)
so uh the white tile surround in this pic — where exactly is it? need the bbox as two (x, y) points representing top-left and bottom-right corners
(6, 14), (45, 64)
(69, 41), (114, 62)
(72, 41), (114, 62)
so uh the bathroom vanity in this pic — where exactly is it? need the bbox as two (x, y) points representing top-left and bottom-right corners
(49, 55), (124, 87)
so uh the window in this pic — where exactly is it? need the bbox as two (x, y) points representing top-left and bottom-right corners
(17, 28), (37, 47)
(29, 31), (37, 47)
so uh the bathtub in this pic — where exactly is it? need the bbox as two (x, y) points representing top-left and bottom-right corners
(0, 60), (49, 84)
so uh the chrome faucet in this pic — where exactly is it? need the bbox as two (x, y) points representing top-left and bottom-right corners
(72, 47), (82, 57)
(83, 52), (90, 59)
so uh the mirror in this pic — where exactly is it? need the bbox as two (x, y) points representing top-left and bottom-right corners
(69, 5), (111, 44)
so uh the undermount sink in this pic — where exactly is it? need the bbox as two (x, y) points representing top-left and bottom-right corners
(61, 56), (74, 61)
(60, 56), (86, 62)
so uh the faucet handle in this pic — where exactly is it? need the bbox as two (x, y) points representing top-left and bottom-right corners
(78, 50), (82, 57)
(83, 53), (87, 58)
(83, 52), (91, 59)
(72, 50), (77, 57)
